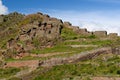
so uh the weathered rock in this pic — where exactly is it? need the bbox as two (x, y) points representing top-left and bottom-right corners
(7, 38), (17, 49)
(79, 28), (92, 36)
(6, 12), (63, 56)
(63, 22), (73, 29)
(93, 31), (107, 37)
(108, 33), (118, 39)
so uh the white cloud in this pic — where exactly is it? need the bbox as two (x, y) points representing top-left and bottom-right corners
(46, 10), (120, 35)
(0, 0), (8, 14)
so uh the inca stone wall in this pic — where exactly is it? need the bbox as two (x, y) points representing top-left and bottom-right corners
(63, 21), (119, 38)
(93, 31), (107, 37)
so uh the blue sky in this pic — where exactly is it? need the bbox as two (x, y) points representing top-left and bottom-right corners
(2, 0), (120, 13)
(1, 0), (120, 35)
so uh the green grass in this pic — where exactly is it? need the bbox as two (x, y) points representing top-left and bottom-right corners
(63, 39), (112, 47)
(61, 27), (79, 40)
(29, 44), (95, 55)
(60, 26), (97, 40)
(0, 67), (20, 79)
(34, 54), (120, 80)
(5, 47), (94, 62)
(8, 77), (22, 80)
(30, 45), (73, 54)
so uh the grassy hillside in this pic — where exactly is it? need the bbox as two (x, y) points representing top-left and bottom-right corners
(0, 12), (120, 80)
(34, 54), (120, 80)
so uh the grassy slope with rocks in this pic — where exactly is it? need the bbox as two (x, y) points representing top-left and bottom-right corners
(0, 12), (24, 49)
(0, 67), (21, 79)
(34, 54), (120, 80)
(0, 12), (120, 80)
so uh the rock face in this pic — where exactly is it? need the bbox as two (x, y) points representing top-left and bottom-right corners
(19, 14), (62, 40)
(6, 13), (63, 56)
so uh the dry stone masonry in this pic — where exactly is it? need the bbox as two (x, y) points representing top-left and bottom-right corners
(63, 21), (118, 38)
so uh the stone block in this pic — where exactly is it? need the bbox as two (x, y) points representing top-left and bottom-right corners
(93, 31), (107, 37)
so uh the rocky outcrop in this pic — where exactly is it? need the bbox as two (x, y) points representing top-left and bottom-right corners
(6, 13), (63, 56)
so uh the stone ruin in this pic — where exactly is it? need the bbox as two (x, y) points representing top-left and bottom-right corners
(5, 12), (119, 59)
(63, 22), (92, 36)
(63, 21), (119, 38)
(93, 31), (107, 37)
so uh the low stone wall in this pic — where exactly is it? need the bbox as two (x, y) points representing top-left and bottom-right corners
(5, 47), (117, 68)
(41, 47), (112, 67)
